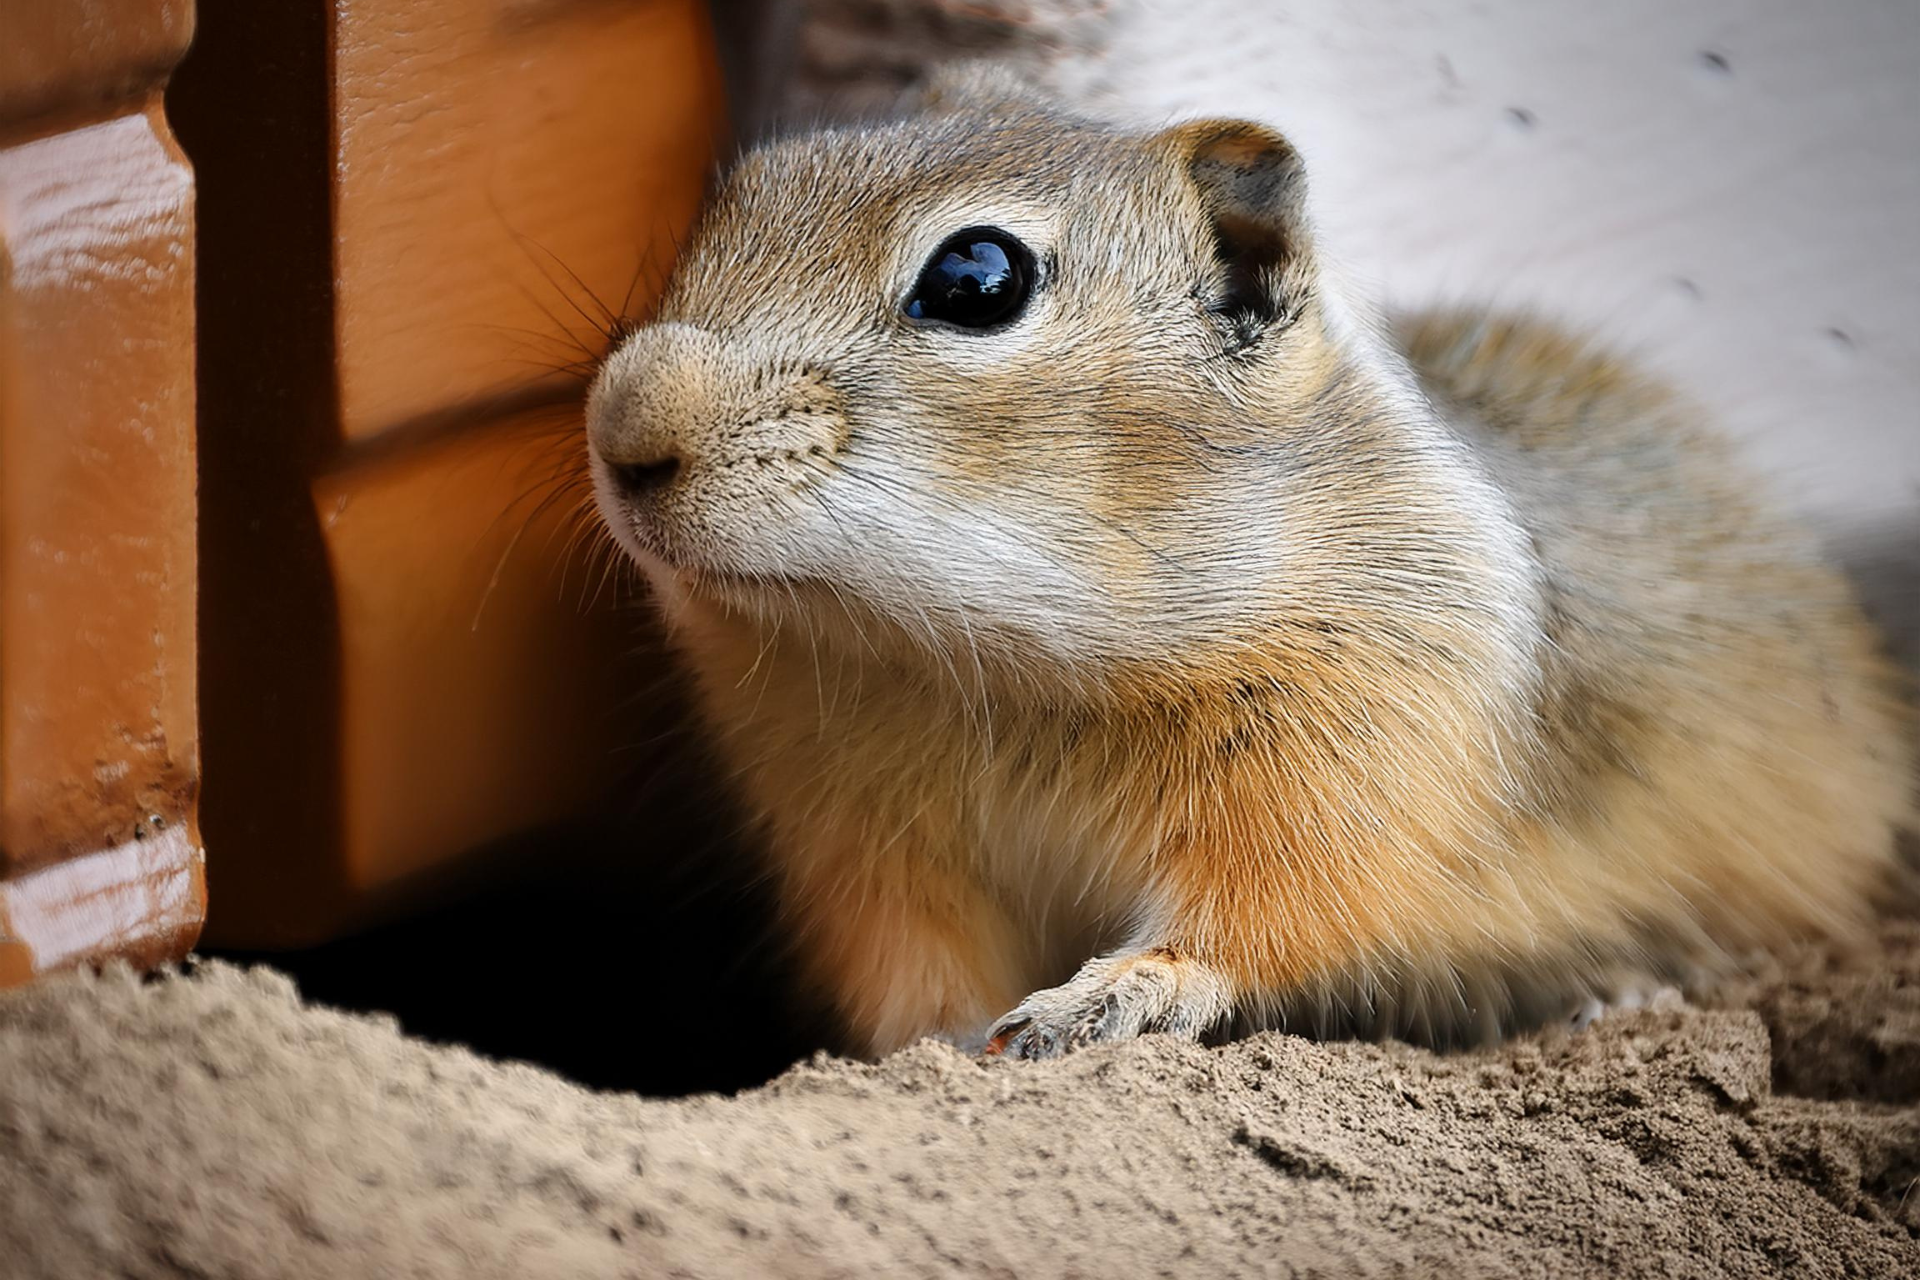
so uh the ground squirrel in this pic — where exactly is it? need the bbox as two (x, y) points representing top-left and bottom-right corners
(585, 77), (1915, 1058)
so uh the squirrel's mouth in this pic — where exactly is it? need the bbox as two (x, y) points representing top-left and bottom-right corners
(636, 548), (818, 608)
(679, 565), (790, 595)
(600, 499), (837, 626)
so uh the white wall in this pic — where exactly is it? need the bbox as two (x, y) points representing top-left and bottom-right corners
(1060, 0), (1918, 656)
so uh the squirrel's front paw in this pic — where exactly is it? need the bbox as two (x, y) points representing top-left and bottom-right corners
(984, 948), (1233, 1060)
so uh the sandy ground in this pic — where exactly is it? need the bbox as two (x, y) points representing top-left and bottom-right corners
(2, 921), (1916, 1279)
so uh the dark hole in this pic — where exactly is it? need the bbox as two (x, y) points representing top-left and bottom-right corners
(202, 669), (829, 1097)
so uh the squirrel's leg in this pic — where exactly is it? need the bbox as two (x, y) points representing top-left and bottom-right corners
(984, 835), (1292, 1059)
(784, 855), (1025, 1059)
(984, 944), (1236, 1059)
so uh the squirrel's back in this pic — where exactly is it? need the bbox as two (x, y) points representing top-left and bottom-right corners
(1397, 309), (1914, 975)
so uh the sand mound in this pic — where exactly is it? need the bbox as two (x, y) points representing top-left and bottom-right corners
(3, 922), (1917, 1278)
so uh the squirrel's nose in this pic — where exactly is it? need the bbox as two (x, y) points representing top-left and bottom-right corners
(608, 452), (682, 500)
(589, 367), (692, 503)
(588, 322), (714, 503)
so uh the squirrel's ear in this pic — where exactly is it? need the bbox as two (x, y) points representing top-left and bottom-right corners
(1156, 119), (1312, 341)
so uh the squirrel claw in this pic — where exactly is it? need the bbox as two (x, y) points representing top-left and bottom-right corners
(981, 1023), (1024, 1057)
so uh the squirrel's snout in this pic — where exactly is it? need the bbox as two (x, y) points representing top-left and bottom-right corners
(587, 323), (711, 507)
(587, 322), (850, 562)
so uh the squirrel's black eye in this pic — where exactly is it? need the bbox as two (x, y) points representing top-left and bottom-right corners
(903, 226), (1035, 330)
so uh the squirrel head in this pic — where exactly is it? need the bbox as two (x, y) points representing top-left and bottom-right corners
(588, 86), (1421, 681)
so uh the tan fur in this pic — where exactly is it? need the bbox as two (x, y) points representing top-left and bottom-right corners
(585, 84), (1916, 1057)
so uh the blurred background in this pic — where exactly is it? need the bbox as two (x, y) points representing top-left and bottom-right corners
(1, 0), (1914, 1095)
